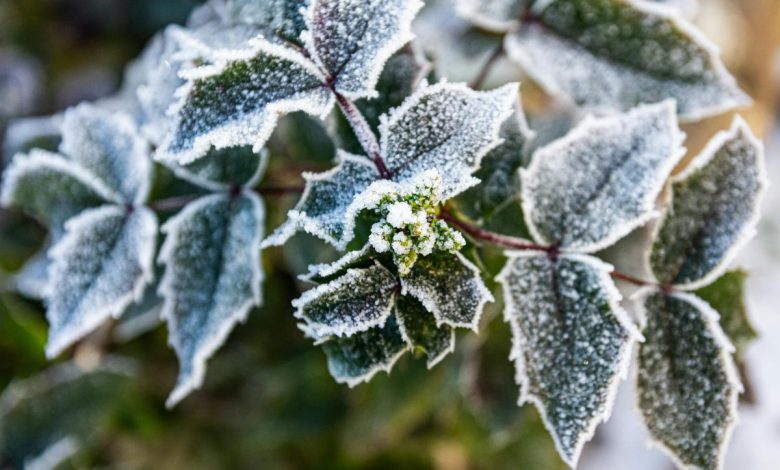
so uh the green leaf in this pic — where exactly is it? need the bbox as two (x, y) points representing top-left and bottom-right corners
(45, 206), (158, 358)
(522, 101), (684, 252)
(0, 359), (135, 469)
(219, 0), (309, 45)
(395, 294), (454, 368)
(636, 290), (740, 470)
(650, 117), (766, 289)
(159, 192), (264, 407)
(172, 146), (268, 191)
(304, 0), (424, 98)
(504, 0), (750, 121)
(456, 0), (529, 32)
(1, 150), (114, 238)
(322, 315), (408, 386)
(293, 262), (398, 339)
(400, 252), (493, 331)
(695, 270), (757, 355)
(159, 38), (333, 164)
(497, 252), (639, 467)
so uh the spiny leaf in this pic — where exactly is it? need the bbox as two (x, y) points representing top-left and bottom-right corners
(636, 290), (740, 470)
(650, 117), (766, 289)
(401, 252), (493, 331)
(45, 206), (158, 358)
(60, 104), (152, 204)
(504, 0), (750, 121)
(299, 244), (373, 283)
(395, 294), (454, 368)
(303, 0), (423, 98)
(263, 151), (378, 249)
(322, 315), (408, 386)
(522, 101), (684, 252)
(158, 38), (333, 164)
(159, 192), (264, 407)
(497, 252), (639, 467)
(695, 270), (757, 355)
(380, 82), (518, 198)
(0, 359), (135, 470)
(456, 0), (529, 32)
(1, 150), (113, 238)
(171, 146), (268, 192)
(293, 262), (398, 339)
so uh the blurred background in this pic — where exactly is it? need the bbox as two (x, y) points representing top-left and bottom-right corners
(0, 0), (778, 468)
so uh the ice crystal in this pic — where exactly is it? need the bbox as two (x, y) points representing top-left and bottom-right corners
(522, 101), (685, 253)
(497, 252), (639, 467)
(503, 0), (749, 121)
(159, 192), (265, 407)
(649, 117), (766, 289)
(636, 290), (740, 470)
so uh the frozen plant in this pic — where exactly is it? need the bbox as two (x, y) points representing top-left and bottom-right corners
(0, 0), (769, 469)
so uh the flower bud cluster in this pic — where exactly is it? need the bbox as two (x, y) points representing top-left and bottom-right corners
(364, 170), (465, 275)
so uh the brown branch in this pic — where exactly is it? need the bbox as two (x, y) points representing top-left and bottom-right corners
(469, 43), (504, 90)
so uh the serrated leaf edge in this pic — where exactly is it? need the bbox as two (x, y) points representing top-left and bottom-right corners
(394, 307), (456, 369)
(299, 243), (373, 283)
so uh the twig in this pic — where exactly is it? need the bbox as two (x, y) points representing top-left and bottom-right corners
(331, 89), (391, 178)
(469, 43), (504, 90)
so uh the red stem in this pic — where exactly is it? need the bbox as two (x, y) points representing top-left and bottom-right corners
(469, 43), (504, 90)
(332, 90), (391, 179)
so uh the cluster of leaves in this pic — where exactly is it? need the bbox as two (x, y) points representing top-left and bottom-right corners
(0, 0), (768, 469)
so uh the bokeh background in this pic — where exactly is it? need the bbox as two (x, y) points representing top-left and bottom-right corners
(0, 0), (778, 468)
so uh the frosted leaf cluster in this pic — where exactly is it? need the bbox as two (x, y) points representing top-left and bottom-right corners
(457, 0), (749, 121)
(158, 0), (423, 164)
(522, 101), (685, 253)
(362, 170), (466, 275)
(1, 104), (157, 359)
(498, 253), (639, 467)
(268, 82), (517, 249)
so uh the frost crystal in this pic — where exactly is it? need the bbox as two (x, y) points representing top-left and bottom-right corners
(650, 117), (766, 289)
(304, 0), (423, 98)
(497, 252), (639, 467)
(401, 252), (493, 331)
(455, 0), (528, 32)
(45, 206), (158, 358)
(503, 0), (750, 121)
(159, 192), (265, 407)
(322, 315), (408, 386)
(636, 290), (740, 470)
(293, 263), (398, 339)
(395, 295), (455, 368)
(522, 101), (684, 253)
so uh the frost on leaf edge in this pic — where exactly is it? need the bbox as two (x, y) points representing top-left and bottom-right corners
(302, 0), (425, 100)
(520, 100), (686, 253)
(632, 287), (742, 470)
(496, 251), (642, 468)
(401, 251), (495, 332)
(157, 37), (335, 165)
(299, 244), (373, 283)
(647, 116), (768, 291)
(509, 0), (750, 122)
(157, 191), (265, 408)
(44, 205), (158, 358)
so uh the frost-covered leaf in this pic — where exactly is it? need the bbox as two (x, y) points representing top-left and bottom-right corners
(0, 359), (135, 470)
(114, 276), (164, 343)
(159, 192), (264, 407)
(159, 38), (333, 164)
(60, 104), (152, 204)
(2, 114), (62, 159)
(457, 98), (535, 221)
(299, 244), (373, 283)
(264, 151), (378, 248)
(395, 294), (454, 368)
(504, 0), (750, 121)
(45, 206), (158, 358)
(522, 101), (684, 252)
(401, 252), (493, 331)
(322, 315), (407, 386)
(293, 262), (398, 339)
(381, 82), (517, 197)
(1, 150), (114, 237)
(171, 146), (268, 191)
(304, 0), (423, 98)
(14, 250), (50, 300)
(650, 117), (766, 289)
(219, 0), (309, 44)
(636, 290), (740, 470)
(455, 0), (528, 32)
(696, 270), (757, 355)
(497, 252), (639, 467)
